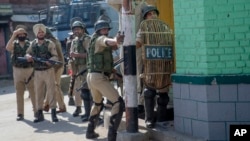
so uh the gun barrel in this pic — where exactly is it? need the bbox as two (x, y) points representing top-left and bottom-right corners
(17, 57), (28, 61)
(114, 58), (124, 66)
(75, 69), (87, 78)
(32, 57), (63, 65)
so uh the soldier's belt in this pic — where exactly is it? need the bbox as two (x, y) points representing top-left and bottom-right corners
(89, 70), (110, 77)
(14, 64), (33, 68)
(35, 67), (51, 71)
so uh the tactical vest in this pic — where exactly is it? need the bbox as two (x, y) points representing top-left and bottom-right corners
(31, 39), (52, 69)
(72, 34), (89, 65)
(88, 34), (113, 73)
(12, 40), (33, 68)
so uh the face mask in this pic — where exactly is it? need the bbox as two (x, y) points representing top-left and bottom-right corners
(18, 36), (26, 41)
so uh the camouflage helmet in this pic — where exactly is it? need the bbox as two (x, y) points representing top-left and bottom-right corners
(94, 20), (111, 32)
(71, 21), (86, 30)
(142, 5), (159, 19)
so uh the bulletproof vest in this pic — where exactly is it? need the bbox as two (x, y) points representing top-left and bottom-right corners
(71, 34), (89, 65)
(12, 40), (33, 68)
(31, 39), (52, 69)
(87, 34), (113, 73)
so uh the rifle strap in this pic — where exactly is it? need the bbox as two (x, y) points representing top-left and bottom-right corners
(25, 70), (34, 84)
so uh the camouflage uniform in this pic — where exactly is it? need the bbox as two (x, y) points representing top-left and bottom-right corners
(43, 29), (66, 113)
(86, 20), (125, 141)
(26, 23), (59, 123)
(70, 33), (91, 117)
(6, 30), (36, 121)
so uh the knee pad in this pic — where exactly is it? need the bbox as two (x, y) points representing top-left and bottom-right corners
(94, 101), (104, 112)
(117, 97), (125, 111)
(89, 101), (104, 123)
(110, 97), (124, 130)
(144, 88), (156, 99)
(157, 93), (169, 106)
(112, 97), (125, 112)
(81, 89), (92, 101)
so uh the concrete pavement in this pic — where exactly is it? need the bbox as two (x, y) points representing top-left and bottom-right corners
(0, 79), (108, 141)
(0, 78), (204, 141)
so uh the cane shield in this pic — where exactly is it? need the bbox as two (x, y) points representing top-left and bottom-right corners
(140, 19), (174, 89)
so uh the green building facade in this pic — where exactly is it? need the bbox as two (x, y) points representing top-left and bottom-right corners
(172, 0), (250, 140)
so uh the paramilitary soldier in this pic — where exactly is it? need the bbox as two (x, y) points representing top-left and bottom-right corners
(136, 5), (173, 128)
(6, 25), (36, 121)
(66, 31), (76, 106)
(43, 27), (67, 113)
(25, 24), (59, 123)
(85, 20), (125, 141)
(70, 21), (92, 122)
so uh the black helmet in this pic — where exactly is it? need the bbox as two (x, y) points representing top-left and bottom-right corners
(94, 20), (111, 32)
(71, 21), (86, 30)
(142, 5), (159, 19)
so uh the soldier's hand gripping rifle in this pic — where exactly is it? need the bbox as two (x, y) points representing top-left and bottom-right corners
(67, 67), (88, 100)
(17, 57), (64, 65)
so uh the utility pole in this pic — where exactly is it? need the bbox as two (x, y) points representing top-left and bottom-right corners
(122, 0), (138, 133)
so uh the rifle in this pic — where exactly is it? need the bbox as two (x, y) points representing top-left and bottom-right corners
(67, 67), (87, 98)
(75, 57), (124, 92)
(76, 57), (124, 79)
(25, 70), (34, 84)
(113, 57), (124, 67)
(17, 57), (64, 65)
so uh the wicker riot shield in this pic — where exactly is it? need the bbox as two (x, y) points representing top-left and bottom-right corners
(140, 19), (174, 89)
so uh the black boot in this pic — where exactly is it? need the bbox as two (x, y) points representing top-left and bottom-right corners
(86, 103), (103, 139)
(108, 126), (117, 141)
(33, 110), (44, 123)
(138, 104), (145, 119)
(86, 121), (99, 139)
(156, 105), (167, 122)
(81, 100), (92, 122)
(107, 97), (125, 141)
(73, 106), (82, 117)
(16, 114), (24, 121)
(156, 93), (169, 122)
(34, 111), (38, 118)
(51, 109), (59, 122)
(68, 97), (75, 106)
(144, 88), (156, 128)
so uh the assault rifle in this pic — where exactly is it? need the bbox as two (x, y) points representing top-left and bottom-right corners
(67, 67), (88, 100)
(75, 57), (124, 92)
(17, 57), (64, 65)
(76, 57), (124, 79)
(75, 58), (124, 77)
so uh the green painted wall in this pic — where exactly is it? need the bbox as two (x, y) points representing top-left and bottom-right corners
(174, 0), (250, 75)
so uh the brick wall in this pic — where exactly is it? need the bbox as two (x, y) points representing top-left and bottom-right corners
(173, 82), (250, 141)
(174, 0), (250, 75)
(173, 0), (250, 140)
